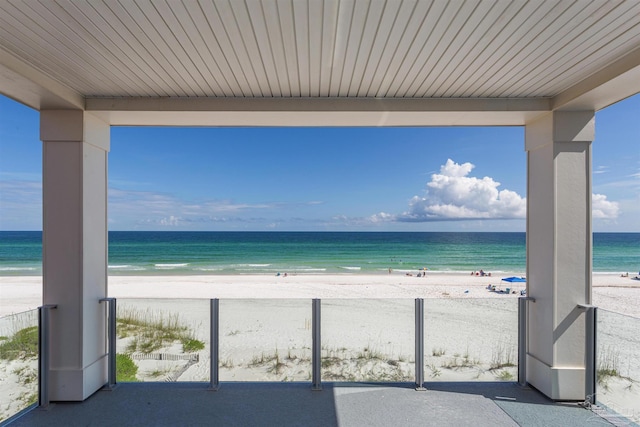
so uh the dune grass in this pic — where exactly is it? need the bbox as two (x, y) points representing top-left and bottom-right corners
(117, 307), (204, 354)
(0, 326), (38, 361)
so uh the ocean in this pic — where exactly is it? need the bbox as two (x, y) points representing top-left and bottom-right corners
(0, 231), (638, 277)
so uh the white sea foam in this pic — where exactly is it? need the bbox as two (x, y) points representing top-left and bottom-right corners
(0, 267), (37, 271)
(109, 265), (146, 271)
(232, 264), (272, 268)
(340, 266), (362, 271)
(155, 263), (189, 268)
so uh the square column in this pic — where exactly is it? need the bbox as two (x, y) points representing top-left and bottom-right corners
(40, 110), (110, 401)
(525, 111), (594, 400)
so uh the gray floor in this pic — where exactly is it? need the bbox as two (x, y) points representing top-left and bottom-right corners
(8, 382), (611, 427)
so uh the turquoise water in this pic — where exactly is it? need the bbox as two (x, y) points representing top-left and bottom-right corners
(0, 231), (637, 276)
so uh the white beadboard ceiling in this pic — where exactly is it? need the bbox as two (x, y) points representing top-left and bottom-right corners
(1, 0), (640, 114)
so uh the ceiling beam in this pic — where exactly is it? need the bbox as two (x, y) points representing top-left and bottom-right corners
(86, 97), (551, 127)
(0, 47), (84, 111)
(552, 46), (640, 112)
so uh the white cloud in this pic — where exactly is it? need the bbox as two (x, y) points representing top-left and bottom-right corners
(397, 159), (527, 222)
(0, 179), (42, 229)
(159, 215), (180, 226)
(365, 159), (621, 225)
(108, 188), (319, 228)
(594, 165), (609, 174)
(592, 193), (619, 219)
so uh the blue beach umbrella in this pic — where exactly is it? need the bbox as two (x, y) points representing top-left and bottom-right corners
(501, 276), (526, 283)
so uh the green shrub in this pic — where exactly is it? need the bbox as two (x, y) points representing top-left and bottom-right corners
(116, 353), (139, 382)
(181, 338), (205, 353)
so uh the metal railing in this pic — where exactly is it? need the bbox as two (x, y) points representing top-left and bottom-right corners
(60, 297), (601, 394)
(212, 298), (424, 391)
(96, 296), (615, 396)
(100, 298), (117, 390)
(517, 296), (535, 387)
(516, 297), (598, 405)
(209, 298), (219, 391)
(578, 304), (597, 405)
(29, 296), (604, 417)
(38, 304), (57, 408)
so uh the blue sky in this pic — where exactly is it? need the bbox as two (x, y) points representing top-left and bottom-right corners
(1, 94), (638, 232)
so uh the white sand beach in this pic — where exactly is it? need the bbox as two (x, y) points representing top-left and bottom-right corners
(1, 272), (639, 317)
(1, 273), (639, 423)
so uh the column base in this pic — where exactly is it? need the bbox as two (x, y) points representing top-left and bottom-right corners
(50, 355), (108, 401)
(527, 354), (586, 401)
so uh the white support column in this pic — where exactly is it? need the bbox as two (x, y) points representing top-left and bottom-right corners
(525, 110), (594, 400)
(40, 110), (110, 401)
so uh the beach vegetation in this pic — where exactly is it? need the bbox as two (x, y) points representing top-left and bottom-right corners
(428, 364), (442, 378)
(116, 353), (139, 382)
(220, 358), (234, 369)
(432, 347), (446, 357)
(489, 342), (516, 370)
(267, 351), (287, 375)
(441, 356), (480, 370)
(0, 326), (38, 361)
(596, 346), (635, 391)
(597, 346), (620, 381)
(149, 369), (167, 378)
(181, 336), (205, 353)
(10, 390), (37, 415)
(147, 363), (174, 379)
(356, 347), (385, 361)
(244, 348), (309, 378)
(318, 345), (413, 382)
(12, 365), (37, 385)
(116, 307), (204, 354)
(321, 357), (341, 369)
(496, 370), (514, 381)
(249, 352), (267, 366)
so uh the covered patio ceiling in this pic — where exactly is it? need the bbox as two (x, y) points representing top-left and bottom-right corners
(1, 0), (639, 126)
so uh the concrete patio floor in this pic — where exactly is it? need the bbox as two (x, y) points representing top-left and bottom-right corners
(8, 381), (613, 427)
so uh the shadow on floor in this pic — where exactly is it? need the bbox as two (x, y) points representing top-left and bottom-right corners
(7, 381), (607, 427)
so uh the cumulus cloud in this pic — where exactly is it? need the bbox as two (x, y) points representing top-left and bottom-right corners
(592, 193), (619, 219)
(363, 159), (621, 224)
(396, 159), (527, 222)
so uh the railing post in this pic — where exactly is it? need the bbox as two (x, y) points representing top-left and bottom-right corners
(415, 298), (425, 390)
(518, 297), (535, 387)
(312, 298), (321, 391)
(209, 298), (219, 391)
(99, 298), (117, 389)
(38, 304), (57, 408)
(578, 304), (597, 404)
